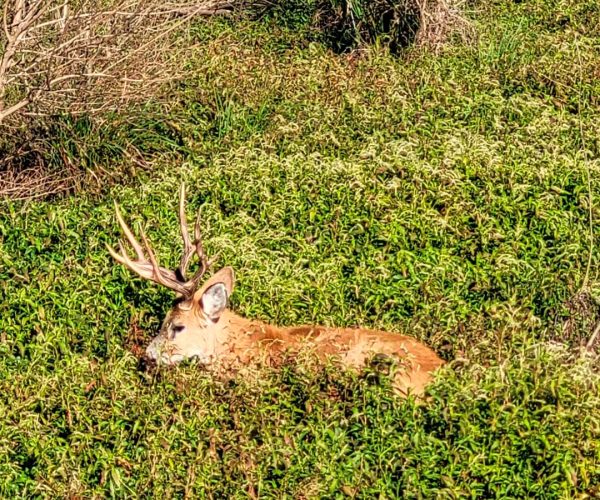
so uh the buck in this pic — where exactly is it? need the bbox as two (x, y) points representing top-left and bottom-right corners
(108, 185), (445, 396)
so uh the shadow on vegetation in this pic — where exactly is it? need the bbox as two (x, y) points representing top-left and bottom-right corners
(258, 0), (423, 54)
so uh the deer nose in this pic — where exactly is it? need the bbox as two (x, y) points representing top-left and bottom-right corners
(145, 338), (161, 361)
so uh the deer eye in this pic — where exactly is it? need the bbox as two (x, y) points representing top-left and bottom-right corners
(171, 324), (185, 338)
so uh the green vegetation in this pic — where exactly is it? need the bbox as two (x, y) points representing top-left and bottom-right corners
(1, 0), (600, 496)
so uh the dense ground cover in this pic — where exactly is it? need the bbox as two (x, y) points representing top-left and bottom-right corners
(1, 0), (599, 496)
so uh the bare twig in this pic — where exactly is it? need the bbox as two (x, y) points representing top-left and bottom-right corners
(587, 322), (600, 351)
(0, 0), (240, 124)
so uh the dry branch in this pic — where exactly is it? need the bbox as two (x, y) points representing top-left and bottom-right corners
(415, 0), (474, 51)
(0, 0), (239, 124)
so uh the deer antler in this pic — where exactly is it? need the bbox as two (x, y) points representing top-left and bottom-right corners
(107, 184), (218, 298)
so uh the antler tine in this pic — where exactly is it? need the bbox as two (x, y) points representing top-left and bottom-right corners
(177, 183), (217, 288)
(114, 202), (144, 260)
(109, 186), (219, 298)
(107, 203), (190, 297)
(106, 241), (135, 270)
(193, 209), (207, 263)
(178, 183), (196, 280)
(187, 201), (219, 288)
(137, 225), (190, 295)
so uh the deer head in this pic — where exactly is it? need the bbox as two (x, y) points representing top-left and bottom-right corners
(107, 185), (234, 364)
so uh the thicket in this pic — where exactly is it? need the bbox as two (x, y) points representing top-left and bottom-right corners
(0, 0), (467, 199)
(1, 0), (599, 494)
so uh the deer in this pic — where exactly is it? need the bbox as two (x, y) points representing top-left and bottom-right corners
(107, 185), (445, 396)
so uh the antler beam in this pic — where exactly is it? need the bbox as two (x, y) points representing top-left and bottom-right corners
(107, 184), (217, 298)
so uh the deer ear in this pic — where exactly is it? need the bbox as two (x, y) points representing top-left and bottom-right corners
(201, 283), (228, 321)
(193, 267), (235, 321)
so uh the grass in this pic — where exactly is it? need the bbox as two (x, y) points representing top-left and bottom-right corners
(1, 0), (600, 496)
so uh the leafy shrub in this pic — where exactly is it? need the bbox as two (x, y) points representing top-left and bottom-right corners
(1, 0), (599, 496)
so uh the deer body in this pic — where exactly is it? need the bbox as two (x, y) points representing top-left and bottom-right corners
(109, 186), (445, 396)
(150, 291), (444, 395)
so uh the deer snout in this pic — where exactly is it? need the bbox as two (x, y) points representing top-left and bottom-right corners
(145, 338), (160, 361)
(145, 337), (182, 364)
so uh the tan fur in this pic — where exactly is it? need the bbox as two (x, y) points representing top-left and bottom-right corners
(108, 188), (445, 397)
(146, 267), (445, 396)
